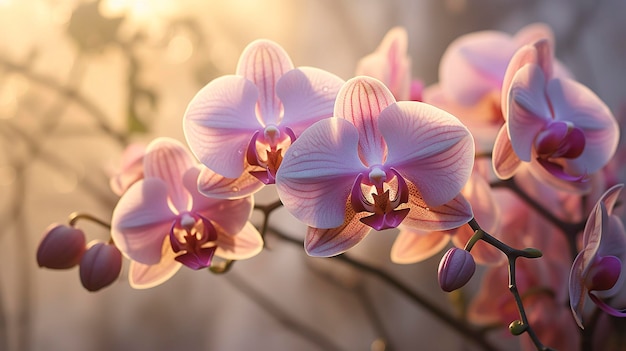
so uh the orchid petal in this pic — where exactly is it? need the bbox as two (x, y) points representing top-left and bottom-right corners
(390, 230), (450, 264)
(441, 31), (516, 107)
(548, 78), (619, 174)
(216, 222), (263, 260)
(589, 293), (626, 318)
(500, 44), (538, 118)
(305, 204), (371, 257)
(183, 75), (261, 178)
(236, 39), (294, 125)
(197, 164), (263, 199)
(128, 238), (181, 289)
(492, 124), (522, 179)
(276, 118), (366, 228)
(334, 76), (395, 166)
(380, 101), (474, 206)
(276, 67), (344, 135)
(356, 27), (411, 100)
(143, 138), (195, 212)
(184, 167), (253, 236)
(507, 64), (552, 161)
(402, 189), (473, 232)
(111, 178), (177, 265)
(513, 23), (555, 48)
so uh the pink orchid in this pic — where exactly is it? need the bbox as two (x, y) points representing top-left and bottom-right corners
(493, 38), (619, 193)
(276, 76), (474, 257)
(426, 23), (566, 152)
(355, 26), (423, 101)
(111, 138), (263, 289)
(569, 184), (626, 328)
(183, 39), (344, 197)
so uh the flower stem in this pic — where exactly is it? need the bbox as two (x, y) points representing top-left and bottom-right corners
(68, 212), (111, 230)
(268, 225), (500, 351)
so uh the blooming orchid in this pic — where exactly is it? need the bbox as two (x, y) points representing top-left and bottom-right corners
(355, 26), (423, 101)
(276, 76), (474, 257)
(569, 184), (626, 328)
(183, 39), (344, 197)
(111, 138), (263, 289)
(493, 38), (619, 193)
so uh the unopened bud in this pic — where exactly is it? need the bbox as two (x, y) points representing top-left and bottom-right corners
(509, 320), (527, 335)
(79, 241), (122, 292)
(438, 248), (476, 292)
(521, 247), (543, 258)
(586, 255), (622, 291)
(37, 224), (86, 269)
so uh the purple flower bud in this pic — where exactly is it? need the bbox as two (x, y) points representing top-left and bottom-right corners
(585, 255), (622, 292)
(37, 224), (86, 269)
(438, 248), (476, 292)
(79, 241), (123, 292)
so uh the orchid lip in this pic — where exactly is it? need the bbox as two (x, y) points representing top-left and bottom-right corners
(246, 127), (296, 184)
(169, 215), (219, 270)
(350, 167), (410, 230)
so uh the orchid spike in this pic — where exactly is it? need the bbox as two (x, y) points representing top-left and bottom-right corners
(276, 76), (474, 257)
(183, 39), (344, 198)
(569, 184), (626, 328)
(111, 137), (263, 289)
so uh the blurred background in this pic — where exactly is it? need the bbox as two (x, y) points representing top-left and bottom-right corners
(1, 0), (625, 350)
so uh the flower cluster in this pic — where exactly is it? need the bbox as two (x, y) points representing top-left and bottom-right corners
(37, 23), (626, 350)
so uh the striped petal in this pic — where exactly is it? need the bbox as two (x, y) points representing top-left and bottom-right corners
(276, 118), (366, 228)
(236, 39), (294, 125)
(197, 164), (264, 199)
(183, 75), (261, 178)
(305, 204), (371, 257)
(143, 138), (195, 212)
(380, 101), (474, 207)
(401, 189), (473, 232)
(334, 76), (395, 166)
(492, 124), (522, 179)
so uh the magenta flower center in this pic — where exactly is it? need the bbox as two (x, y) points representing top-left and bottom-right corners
(534, 121), (587, 181)
(246, 125), (296, 184)
(169, 213), (218, 270)
(585, 255), (622, 292)
(350, 167), (410, 231)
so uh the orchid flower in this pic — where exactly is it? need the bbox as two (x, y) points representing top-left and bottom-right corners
(111, 138), (263, 289)
(569, 184), (626, 328)
(183, 39), (344, 198)
(276, 76), (474, 257)
(355, 26), (423, 101)
(493, 38), (619, 193)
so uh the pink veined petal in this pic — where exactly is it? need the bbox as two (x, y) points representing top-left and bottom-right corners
(276, 118), (367, 228)
(380, 101), (474, 207)
(143, 138), (195, 212)
(235, 39), (294, 125)
(111, 178), (177, 265)
(183, 167), (253, 236)
(569, 250), (589, 329)
(440, 31), (515, 106)
(356, 27), (411, 100)
(276, 67), (344, 135)
(183, 75), (262, 178)
(401, 188), (474, 232)
(197, 164), (263, 199)
(596, 184), (624, 217)
(507, 64), (552, 161)
(305, 205), (371, 257)
(390, 230), (450, 264)
(548, 78), (619, 175)
(492, 124), (522, 179)
(128, 237), (182, 289)
(334, 76), (395, 166)
(215, 222), (263, 260)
